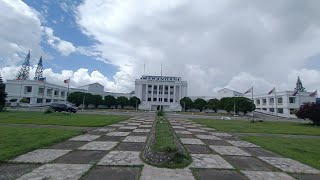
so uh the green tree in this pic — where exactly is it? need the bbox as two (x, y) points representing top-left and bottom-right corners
(207, 98), (219, 112)
(117, 96), (129, 109)
(236, 97), (255, 115)
(0, 74), (7, 111)
(104, 95), (116, 108)
(193, 98), (207, 112)
(88, 94), (103, 108)
(67, 92), (85, 106)
(180, 97), (193, 111)
(129, 96), (141, 109)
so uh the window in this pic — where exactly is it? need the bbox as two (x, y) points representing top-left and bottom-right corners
(37, 98), (43, 103)
(148, 91), (152, 94)
(159, 98), (162, 102)
(262, 108), (267, 111)
(256, 99), (260, 105)
(262, 99), (267, 105)
(148, 97), (151, 101)
(153, 91), (157, 94)
(54, 90), (59, 96)
(170, 98), (173, 102)
(164, 92), (168, 94)
(53, 99), (58, 102)
(277, 108), (283, 113)
(46, 99), (51, 103)
(61, 91), (65, 97)
(170, 92), (174, 95)
(38, 88), (44, 94)
(269, 108), (274, 112)
(153, 98), (157, 101)
(290, 108), (296, 114)
(289, 97), (296, 104)
(154, 86), (157, 90)
(148, 85), (152, 87)
(25, 86), (32, 93)
(47, 89), (52, 95)
(269, 98), (274, 104)
(164, 98), (168, 102)
(277, 98), (283, 104)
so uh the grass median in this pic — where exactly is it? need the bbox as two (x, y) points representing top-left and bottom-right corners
(0, 111), (130, 127)
(0, 126), (83, 162)
(193, 119), (320, 136)
(241, 136), (320, 169)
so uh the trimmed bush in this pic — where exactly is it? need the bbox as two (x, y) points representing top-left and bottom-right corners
(296, 102), (320, 125)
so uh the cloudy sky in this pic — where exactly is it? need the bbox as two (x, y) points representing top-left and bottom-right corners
(0, 0), (319, 96)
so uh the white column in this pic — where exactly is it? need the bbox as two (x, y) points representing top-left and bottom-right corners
(145, 84), (148, 101)
(162, 84), (165, 102)
(151, 84), (154, 101)
(173, 85), (176, 102)
(157, 84), (159, 102)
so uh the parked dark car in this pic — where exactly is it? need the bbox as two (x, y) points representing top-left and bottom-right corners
(50, 103), (77, 113)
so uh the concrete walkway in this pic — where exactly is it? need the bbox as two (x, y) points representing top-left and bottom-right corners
(1, 116), (319, 180)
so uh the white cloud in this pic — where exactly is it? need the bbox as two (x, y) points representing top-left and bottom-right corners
(43, 27), (76, 56)
(76, 0), (320, 95)
(0, 0), (44, 65)
(0, 66), (125, 92)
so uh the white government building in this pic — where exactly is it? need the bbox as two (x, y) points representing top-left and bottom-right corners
(135, 75), (188, 111)
(253, 91), (316, 118)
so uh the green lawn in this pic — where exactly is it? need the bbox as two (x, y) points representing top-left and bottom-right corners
(242, 136), (320, 169)
(152, 116), (176, 152)
(0, 126), (83, 162)
(0, 111), (130, 127)
(193, 119), (320, 136)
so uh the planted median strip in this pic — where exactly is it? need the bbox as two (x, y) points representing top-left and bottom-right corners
(142, 111), (192, 168)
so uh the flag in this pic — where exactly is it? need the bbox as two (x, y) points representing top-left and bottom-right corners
(268, 87), (275, 95)
(38, 77), (46, 82)
(244, 87), (253, 94)
(309, 90), (317, 97)
(64, 78), (70, 83)
(292, 90), (298, 96)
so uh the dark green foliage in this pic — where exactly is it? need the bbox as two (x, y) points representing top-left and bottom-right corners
(19, 97), (29, 103)
(296, 102), (320, 125)
(157, 109), (165, 116)
(207, 98), (219, 112)
(44, 107), (54, 114)
(129, 96), (141, 108)
(180, 97), (193, 111)
(67, 92), (85, 106)
(117, 96), (129, 109)
(89, 94), (103, 108)
(104, 95), (116, 108)
(0, 74), (7, 111)
(219, 97), (255, 114)
(193, 98), (207, 112)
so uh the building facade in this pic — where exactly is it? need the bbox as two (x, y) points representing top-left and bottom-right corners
(5, 80), (132, 106)
(253, 91), (316, 118)
(135, 75), (188, 111)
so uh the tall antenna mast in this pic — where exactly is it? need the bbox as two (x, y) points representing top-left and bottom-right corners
(160, 62), (162, 76)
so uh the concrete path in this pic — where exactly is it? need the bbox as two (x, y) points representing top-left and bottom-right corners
(1, 116), (319, 180)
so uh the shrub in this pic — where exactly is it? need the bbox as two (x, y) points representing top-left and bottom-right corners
(20, 97), (29, 103)
(157, 109), (165, 116)
(44, 107), (54, 114)
(296, 102), (320, 125)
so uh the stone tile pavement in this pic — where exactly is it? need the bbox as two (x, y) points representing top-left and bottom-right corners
(1, 116), (320, 180)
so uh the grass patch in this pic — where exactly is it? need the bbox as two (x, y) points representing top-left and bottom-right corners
(242, 136), (320, 169)
(152, 116), (176, 152)
(0, 111), (130, 127)
(0, 126), (83, 162)
(193, 119), (320, 136)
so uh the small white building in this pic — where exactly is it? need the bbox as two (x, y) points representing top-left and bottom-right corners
(5, 80), (68, 105)
(5, 80), (132, 106)
(135, 75), (188, 111)
(252, 91), (316, 118)
(216, 88), (244, 99)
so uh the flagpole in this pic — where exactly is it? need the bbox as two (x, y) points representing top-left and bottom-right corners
(252, 86), (254, 122)
(274, 87), (278, 120)
(41, 80), (45, 109)
(66, 78), (70, 105)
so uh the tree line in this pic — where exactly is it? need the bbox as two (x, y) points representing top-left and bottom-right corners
(180, 96), (255, 115)
(67, 92), (141, 109)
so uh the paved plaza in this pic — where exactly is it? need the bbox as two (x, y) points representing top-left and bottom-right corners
(1, 116), (320, 180)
